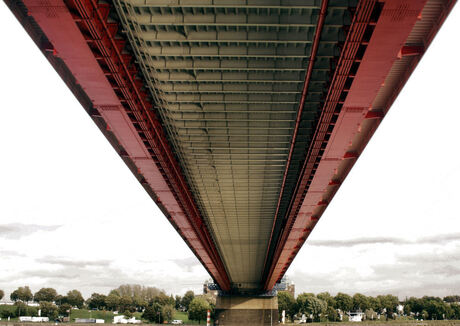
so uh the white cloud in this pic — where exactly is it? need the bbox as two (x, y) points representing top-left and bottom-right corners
(0, 223), (61, 239)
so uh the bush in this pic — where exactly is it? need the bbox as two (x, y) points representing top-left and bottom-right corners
(39, 301), (58, 319)
(14, 302), (38, 317)
(0, 305), (18, 318)
(142, 304), (163, 323)
(188, 298), (210, 324)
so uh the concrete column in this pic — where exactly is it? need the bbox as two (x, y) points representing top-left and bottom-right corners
(214, 295), (278, 326)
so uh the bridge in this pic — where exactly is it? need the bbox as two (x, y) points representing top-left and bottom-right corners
(4, 0), (455, 324)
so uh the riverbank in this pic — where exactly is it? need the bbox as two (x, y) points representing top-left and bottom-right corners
(2, 321), (460, 326)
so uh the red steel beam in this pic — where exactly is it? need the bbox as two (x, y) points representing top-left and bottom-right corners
(264, 0), (455, 290)
(16, 0), (230, 290)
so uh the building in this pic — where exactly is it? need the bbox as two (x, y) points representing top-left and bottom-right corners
(75, 318), (105, 323)
(203, 279), (218, 299)
(113, 316), (141, 324)
(277, 276), (295, 297)
(348, 312), (365, 322)
(19, 317), (49, 322)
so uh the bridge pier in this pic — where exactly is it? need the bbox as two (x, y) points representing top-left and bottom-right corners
(214, 295), (278, 326)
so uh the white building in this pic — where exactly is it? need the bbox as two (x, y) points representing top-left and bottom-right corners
(348, 311), (365, 322)
(75, 318), (105, 323)
(113, 316), (141, 324)
(19, 316), (49, 322)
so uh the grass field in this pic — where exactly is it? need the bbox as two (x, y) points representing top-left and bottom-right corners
(0, 308), (207, 325)
(70, 309), (205, 324)
(172, 311), (210, 325)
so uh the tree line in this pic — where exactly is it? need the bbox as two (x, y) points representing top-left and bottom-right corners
(3, 286), (460, 324)
(0, 286), (85, 320)
(0, 285), (211, 324)
(278, 292), (460, 322)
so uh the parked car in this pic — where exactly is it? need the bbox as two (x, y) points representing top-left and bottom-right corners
(171, 320), (183, 325)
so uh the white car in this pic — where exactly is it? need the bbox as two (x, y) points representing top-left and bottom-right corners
(171, 320), (183, 325)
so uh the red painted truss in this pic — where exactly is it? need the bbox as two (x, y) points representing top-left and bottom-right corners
(264, 0), (456, 290)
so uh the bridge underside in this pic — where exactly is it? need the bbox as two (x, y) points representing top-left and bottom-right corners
(110, 0), (357, 291)
(5, 0), (455, 294)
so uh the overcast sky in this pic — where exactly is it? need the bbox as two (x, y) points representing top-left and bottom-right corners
(1, 3), (459, 301)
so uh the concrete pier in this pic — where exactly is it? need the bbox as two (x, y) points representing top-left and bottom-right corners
(214, 295), (278, 326)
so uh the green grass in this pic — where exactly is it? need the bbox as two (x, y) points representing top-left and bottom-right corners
(172, 311), (209, 325)
(0, 304), (38, 322)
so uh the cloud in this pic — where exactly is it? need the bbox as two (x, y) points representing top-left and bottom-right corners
(307, 232), (460, 248)
(308, 236), (409, 247)
(0, 249), (26, 257)
(170, 256), (201, 272)
(37, 256), (112, 268)
(289, 233), (460, 298)
(291, 262), (460, 298)
(2, 261), (206, 297)
(0, 223), (61, 239)
(418, 233), (460, 245)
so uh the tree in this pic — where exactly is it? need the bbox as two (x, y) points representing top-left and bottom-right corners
(277, 292), (296, 322)
(424, 297), (448, 320)
(142, 303), (163, 323)
(369, 296), (382, 313)
(326, 306), (339, 322)
(352, 293), (370, 311)
(162, 304), (174, 323)
(405, 297), (422, 315)
(66, 290), (84, 308)
(39, 301), (58, 319)
(444, 295), (460, 303)
(175, 295), (182, 310)
(58, 304), (72, 317)
(105, 293), (121, 311)
(450, 303), (460, 320)
(34, 288), (58, 303)
(378, 294), (399, 318)
(132, 295), (147, 312)
(87, 293), (107, 310)
(181, 291), (195, 311)
(0, 289), (4, 301)
(10, 286), (33, 303)
(421, 310), (429, 320)
(335, 293), (353, 312)
(109, 289), (121, 297)
(317, 292), (335, 308)
(153, 292), (174, 307)
(119, 295), (134, 313)
(365, 308), (378, 320)
(0, 305), (17, 319)
(188, 297), (210, 324)
(14, 301), (32, 316)
(302, 296), (327, 322)
(54, 295), (65, 306)
(296, 293), (315, 310)
(142, 306), (156, 322)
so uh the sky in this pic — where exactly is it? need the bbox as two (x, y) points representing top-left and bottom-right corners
(0, 2), (459, 301)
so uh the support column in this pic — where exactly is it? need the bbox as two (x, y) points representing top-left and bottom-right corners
(214, 295), (278, 326)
